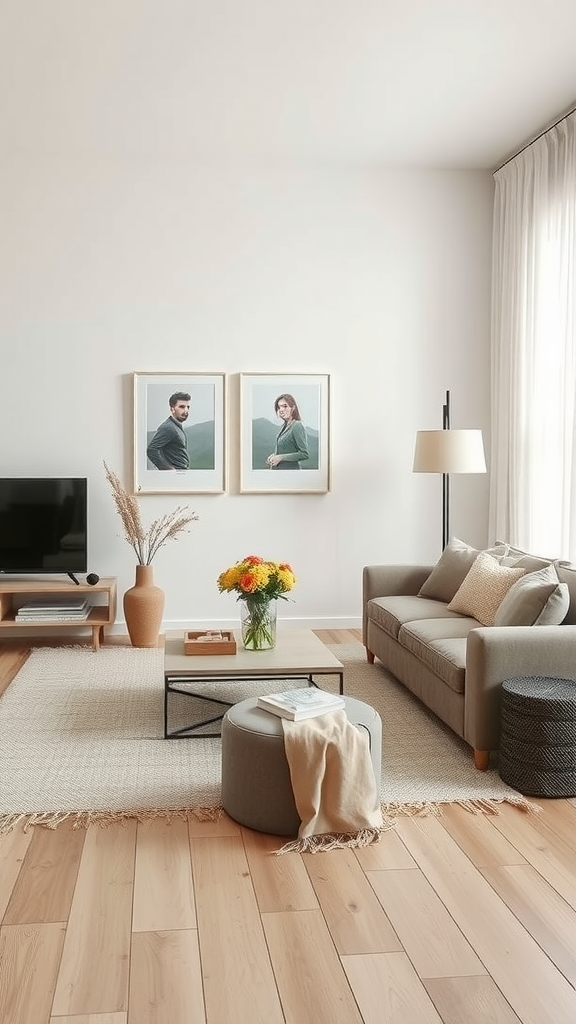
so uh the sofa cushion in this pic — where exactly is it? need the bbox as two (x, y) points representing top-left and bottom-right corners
(498, 540), (573, 570)
(447, 552), (525, 626)
(418, 537), (509, 603)
(367, 595), (468, 641)
(493, 562), (570, 626)
(557, 564), (576, 624)
(501, 553), (554, 572)
(398, 618), (477, 693)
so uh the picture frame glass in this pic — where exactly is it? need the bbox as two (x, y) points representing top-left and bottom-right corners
(240, 373), (330, 493)
(134, 372), (225, 494)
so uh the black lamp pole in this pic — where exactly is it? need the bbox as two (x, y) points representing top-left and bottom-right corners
(442, 390), (451, 551)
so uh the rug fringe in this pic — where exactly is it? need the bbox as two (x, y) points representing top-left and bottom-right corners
(0, 806), (223, 835)
(274, 824), (394, 855)
(380, 796), (541, 817)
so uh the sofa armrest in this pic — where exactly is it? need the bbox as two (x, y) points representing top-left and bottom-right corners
(362, 564), (433, 645)
(465, 624), (576, 752)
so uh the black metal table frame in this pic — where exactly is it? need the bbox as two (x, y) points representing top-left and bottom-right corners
(164, 668), (345, 739)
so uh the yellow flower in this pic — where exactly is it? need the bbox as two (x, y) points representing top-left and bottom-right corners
(217, 556), (296, 602)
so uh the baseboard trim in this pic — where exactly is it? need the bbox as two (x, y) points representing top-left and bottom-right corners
(108, 615), (362, 635)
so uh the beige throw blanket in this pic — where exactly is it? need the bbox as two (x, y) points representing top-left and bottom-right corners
(278, 709), (385, 853)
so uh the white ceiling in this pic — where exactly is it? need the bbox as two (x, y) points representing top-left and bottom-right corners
(1, 0), (576, 168)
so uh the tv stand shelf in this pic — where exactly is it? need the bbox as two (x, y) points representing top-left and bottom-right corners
(0, 577), (117, 651)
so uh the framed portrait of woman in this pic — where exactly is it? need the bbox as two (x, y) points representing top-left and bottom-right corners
(134, 371), (226, 494)
(239, 373), (330, 493)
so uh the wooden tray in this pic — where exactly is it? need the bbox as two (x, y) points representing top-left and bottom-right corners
(184, 630), (237, 656)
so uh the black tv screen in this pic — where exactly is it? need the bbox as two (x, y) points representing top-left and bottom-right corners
(0, 478), (88, 574)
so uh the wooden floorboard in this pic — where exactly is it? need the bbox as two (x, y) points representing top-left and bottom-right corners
(1, 631), (575, 1024)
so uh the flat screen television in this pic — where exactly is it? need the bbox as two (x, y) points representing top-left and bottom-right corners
(0, 477), (88, 577)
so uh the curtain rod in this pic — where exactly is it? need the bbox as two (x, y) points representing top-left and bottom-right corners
(494, 99), (576, 174)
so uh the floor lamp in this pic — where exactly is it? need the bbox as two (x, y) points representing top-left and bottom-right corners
(412, 391), (487, 550)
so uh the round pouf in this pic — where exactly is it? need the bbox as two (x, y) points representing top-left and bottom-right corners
(499, 676), (576, 797)
(221, 694), (382, 835)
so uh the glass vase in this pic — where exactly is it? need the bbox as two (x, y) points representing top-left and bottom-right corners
(240, 597), (277, 651)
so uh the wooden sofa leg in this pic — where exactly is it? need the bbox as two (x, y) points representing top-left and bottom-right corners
(366, 648), (375, 664)
(473, 749), (490, 771)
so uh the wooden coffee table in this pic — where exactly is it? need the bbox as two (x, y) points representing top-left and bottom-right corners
(163, 628), (344, 738)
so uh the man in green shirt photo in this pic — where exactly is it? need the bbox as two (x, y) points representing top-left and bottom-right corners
(147, 392), (191, 470)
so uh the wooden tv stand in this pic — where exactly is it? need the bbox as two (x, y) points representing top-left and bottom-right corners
(0, 577), (117, 651)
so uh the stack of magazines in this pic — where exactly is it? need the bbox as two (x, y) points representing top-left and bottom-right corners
(15, 597), (90, 622)
(257, 687), (345, 721)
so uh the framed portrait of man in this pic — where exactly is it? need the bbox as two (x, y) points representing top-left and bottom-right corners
(239, 373), (330, 493)
(133, 372), (226, 494)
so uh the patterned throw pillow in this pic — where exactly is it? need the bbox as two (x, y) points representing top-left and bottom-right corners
(418, 537), (509, 604)
(447, 552), (525, 626)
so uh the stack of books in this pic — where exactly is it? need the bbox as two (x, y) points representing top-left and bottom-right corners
(257, 687), (345, 721)
(15, 596), (90, 623)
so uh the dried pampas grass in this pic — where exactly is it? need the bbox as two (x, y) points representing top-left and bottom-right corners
(104, 462), (198, 564)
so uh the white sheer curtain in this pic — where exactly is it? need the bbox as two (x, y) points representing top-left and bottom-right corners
(490, 111), (576, 559)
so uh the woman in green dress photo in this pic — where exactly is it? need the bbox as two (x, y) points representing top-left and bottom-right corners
(266, 394), (310, 470)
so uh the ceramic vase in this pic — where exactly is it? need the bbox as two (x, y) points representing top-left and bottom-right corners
(240, 597), (277, 651)
(123, 564), (165, 648)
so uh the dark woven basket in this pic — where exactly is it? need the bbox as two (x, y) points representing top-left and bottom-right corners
(500, 732), (576, 769)
(500, 708), (576, 745)
(501, 676), (576, 717)
(499, 755), (576, 797)
(499, 676), (576, 797)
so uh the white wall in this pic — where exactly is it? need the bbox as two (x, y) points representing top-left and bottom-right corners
(0, 159), (493, 629)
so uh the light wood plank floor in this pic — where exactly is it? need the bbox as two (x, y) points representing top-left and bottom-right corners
(1, 630), (576, 1024)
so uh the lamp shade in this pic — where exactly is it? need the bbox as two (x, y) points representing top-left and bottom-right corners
(412, 429), (487, 475)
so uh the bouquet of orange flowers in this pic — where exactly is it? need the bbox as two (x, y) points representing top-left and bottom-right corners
(217, 555), (296, 649)
(217, 555), (296, 602)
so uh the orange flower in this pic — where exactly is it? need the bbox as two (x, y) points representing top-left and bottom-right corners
(244, 555), (264, 565)
(238, 571), (259, 593)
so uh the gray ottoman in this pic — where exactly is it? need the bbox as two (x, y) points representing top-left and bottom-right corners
(221, 694), (382, 835)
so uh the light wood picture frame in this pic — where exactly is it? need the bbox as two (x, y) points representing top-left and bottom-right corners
(134, 372), (226, 494)
(239, 373), (330, 493)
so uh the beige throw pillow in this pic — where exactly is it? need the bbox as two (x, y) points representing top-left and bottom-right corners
(418, 537), (509, 604)
(447, 552), (525, 626)
(494, 562), (570, 626)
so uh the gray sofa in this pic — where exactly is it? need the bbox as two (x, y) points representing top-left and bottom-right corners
(362, 539), (576, 769)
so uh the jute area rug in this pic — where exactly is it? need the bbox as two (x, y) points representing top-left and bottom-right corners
(0, 642), (536, 833)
